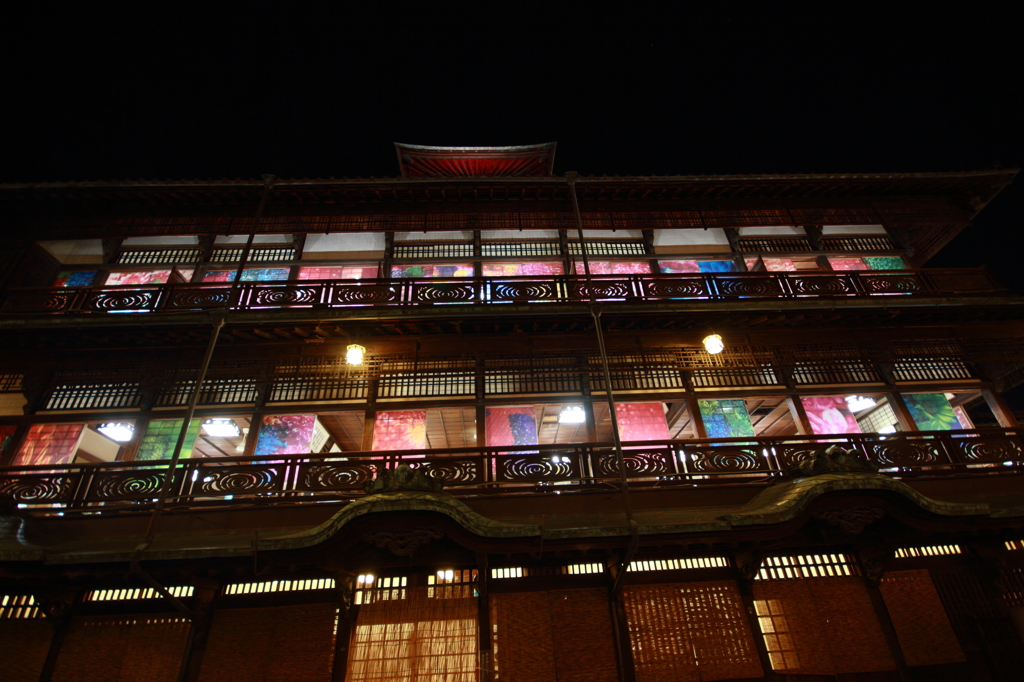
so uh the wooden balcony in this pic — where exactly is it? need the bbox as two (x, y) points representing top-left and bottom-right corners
(0, 268), (1005, 319)
(2, 428), (1021, 517)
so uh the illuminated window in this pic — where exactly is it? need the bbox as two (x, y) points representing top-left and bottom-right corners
(754, 599), (800, 670)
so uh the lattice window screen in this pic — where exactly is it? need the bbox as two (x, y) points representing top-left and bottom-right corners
(623, 581), (762, 682)
(481, 242), (561, 257)
(393, 243), (474, 258)
(200, 604), (337, 682)
(752, 578), (895, 675)
(491, 588), (618, 682)
(0, 619), (53, 682)
(209, 246), (296, 262)
(348, 587), (476, 682)
(53, 616), (190, 682)
(44, 382), (141, 410)
(879, 570), (965, 666)
(568, 241), (646, 256)
(118, 248), (202, 265)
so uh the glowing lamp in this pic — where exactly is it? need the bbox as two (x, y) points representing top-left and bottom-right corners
(346, 344), (366, 366)
(703, 334), (724, 355)
(845, 395), (877, 412)
(203, 418), (240, 438)
(98, 422), (134, 442)
(558, 405), (586, 424)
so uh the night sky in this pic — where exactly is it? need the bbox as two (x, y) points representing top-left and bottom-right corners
(5, 4), (1021, 288)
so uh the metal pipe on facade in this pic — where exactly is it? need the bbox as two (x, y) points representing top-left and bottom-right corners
(566, 173), (637, 582)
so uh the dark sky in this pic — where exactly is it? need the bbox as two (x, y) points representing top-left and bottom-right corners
(5, 4), (1021, 285)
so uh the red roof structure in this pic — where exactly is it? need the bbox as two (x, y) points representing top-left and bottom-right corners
(394, 142), (556, 178)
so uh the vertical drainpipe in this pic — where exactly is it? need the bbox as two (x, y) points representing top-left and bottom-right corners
(566, 173), (638, 590)
(132, 176), (276, 620)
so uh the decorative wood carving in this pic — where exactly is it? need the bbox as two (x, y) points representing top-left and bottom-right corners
(362, 527), (444, 556)
(812, 507), (886, 535)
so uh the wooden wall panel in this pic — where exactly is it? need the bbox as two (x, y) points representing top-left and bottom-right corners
(753, 577), (896, 676)
(880, 569), (965, 667)
(806, 578), (895, 673)
(491, 588), (617, 682)
(53, 615), (189, 682)
(0, 619), (54, 682)
(199, 604), (336, 682)
(623, 581), (762, 682)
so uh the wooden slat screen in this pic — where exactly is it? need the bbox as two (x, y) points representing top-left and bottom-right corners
(623, 581), (762, 682)
(879, 570), (965, 666)
(753, 577), (895, 675)
(53, 615), (190, 682)
(491, 588), (618, 682)
(199, 604), (336, 682)
(0, 620), (53, 682)
(348, 587), (476, 682)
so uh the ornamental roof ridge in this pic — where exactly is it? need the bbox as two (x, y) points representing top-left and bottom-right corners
(0, 167), (1015, 191)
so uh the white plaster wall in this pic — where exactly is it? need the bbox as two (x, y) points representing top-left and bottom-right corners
(822, 224), (887, 235)
(738, 226), (805, 236)
(303, 233), (386, 254)
(582, 229), (642, 239)
(394, 231), (472, 242)
(215, 234), (293, 244)
(39, 240), (104, 264)
(480, 230), (561, 241)
(653, 228), (730, 248)
(122, 236), (200, 246)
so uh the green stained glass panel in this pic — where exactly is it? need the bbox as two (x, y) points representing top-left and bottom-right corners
(904, 393), (964, 431)
(136, 419), (201, 461)
(698, 400), (756, 439)
(863, 257), (905, 270)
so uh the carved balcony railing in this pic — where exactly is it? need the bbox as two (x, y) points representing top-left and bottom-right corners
(2, 429), (1021, 516)
(0, 269), (1004, 317)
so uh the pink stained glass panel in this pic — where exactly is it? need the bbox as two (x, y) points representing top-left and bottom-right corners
(298, 266), (379, 281)
(390, 265), (473, 278)
(573, 261), (651, 275)
(14, 423), (84, 466)
(829, 258), (869, 271)
(744, 258), (796, 272)
(485, 406), (538, 448)
(255, 414), (318, 455)
(615, 402), (671, 444)
(372, 410), (427, 451)
(483, 262), (564, 277)
(800, 396), (861, 435)
(105, 270), (174, 286)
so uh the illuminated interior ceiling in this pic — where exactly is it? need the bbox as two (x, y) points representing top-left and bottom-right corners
(394, 142), (557, 178)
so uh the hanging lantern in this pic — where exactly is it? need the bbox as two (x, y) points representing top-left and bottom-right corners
(346, 344), (366, 366)
(703, 334), (724, 355)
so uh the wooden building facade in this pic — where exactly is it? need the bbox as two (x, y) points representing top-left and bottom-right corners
(1, 145), (1023, 681)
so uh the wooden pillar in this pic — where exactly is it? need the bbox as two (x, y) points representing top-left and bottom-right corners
(730, 548), (777, 681)
(685, 393), (707, 439)
(118, 415), (149, 462)
(36, 587), (80, 682)
(331, 574), (357, 682)
(559, 229), (571, 275)
(982, 389), (1019, 428)
(382, 233), (394, 278)
(179, 579), (219, 682)
(886, 392), (918, 432)
(476, 555), (493, 682)
(856, 545), (910, 681)
(360, 379), (379, 451)
(786, 396), (813, 435)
